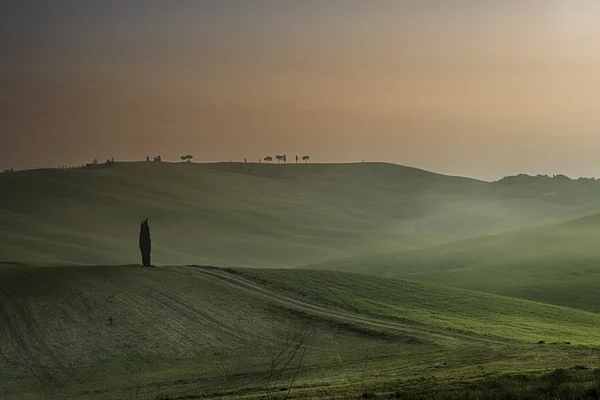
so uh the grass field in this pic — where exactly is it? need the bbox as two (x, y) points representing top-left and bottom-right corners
(2, 162), (600, 267)
(3, 265), (600, 399)
(305, 212), (600, 313)
(4, 162), (600, 398)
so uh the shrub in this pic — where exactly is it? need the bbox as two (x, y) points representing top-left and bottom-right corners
(139, 218), (151, 267)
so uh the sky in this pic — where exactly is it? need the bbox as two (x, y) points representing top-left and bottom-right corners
(2, 1), (600, 180)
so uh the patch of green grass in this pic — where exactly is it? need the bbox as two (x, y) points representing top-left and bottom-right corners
(233, 268), (600, 345)
(306, 213), (600, 313)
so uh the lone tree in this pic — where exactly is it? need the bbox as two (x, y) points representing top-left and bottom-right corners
(302, 155), (310, 163)
(181, 155), (193, 162)
(295, 155), (299, 163)
(139, 218), (151, 267)
(264, 156), (273, 163)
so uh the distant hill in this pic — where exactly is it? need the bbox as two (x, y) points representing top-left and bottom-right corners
(492, 173), (600, 206)
(303, 212), (600, 312)
(2, 162), (600, 266)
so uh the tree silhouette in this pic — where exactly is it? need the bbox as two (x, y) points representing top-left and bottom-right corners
(302, 156), (310, 163)
(181, 156), (186, 162)
(139, 218), (151, 267)
(264, 156), (273, 163)
(295, 155), (299, 163)
(276, 155), (284, 164)
(283, 154), (287, 163)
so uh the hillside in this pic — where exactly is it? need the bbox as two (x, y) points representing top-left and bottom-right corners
(2, 162), (600, 267)
(2, 265), (600, 399)
(304, 213), (600, 312)
(493, 173), (600, 206)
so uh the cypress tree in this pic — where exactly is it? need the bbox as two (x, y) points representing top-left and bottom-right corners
(139, 218), (151, 267)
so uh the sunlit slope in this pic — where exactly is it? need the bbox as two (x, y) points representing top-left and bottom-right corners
(1, 162), (598, 267)
(3, 265), (600, 399)
(234, 268), (600, 344)
(305, 213), (600, 312)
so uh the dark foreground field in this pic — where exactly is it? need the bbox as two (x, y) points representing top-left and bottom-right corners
(3, 264), (600, 399)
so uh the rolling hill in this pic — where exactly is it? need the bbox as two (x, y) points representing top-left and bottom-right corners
(303, 212), (600, 313)
(6, 162), (600, 397)
(2, 162), (600, 267)
(2, 265), (600, 399)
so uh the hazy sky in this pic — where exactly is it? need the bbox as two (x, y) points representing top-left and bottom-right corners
(2, 1), (600, 180)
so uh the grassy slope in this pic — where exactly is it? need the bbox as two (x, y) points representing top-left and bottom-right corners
(233, 268), (600, 344)
(304, 213), (600, 313)
(1, 162), (599, 268)
(2, 265), (600, 399)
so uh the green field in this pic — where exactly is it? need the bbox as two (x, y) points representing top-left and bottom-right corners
(3, 162), (600, 399)
(3, 162), (600, 268)
(3, 265), (600, 399)
(304, 212), (600, 313)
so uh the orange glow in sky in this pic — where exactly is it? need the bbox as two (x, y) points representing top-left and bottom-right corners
(2, 1), (600, 179)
